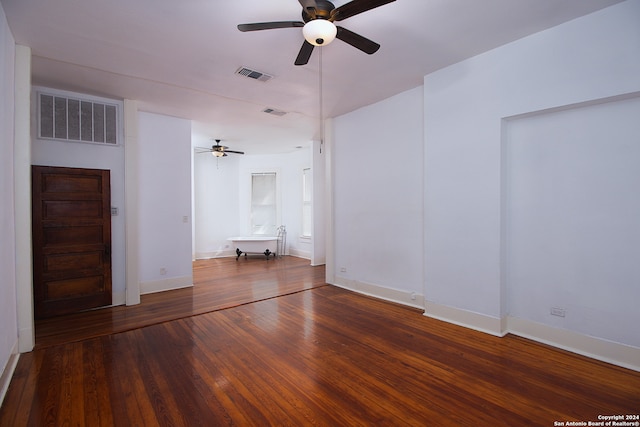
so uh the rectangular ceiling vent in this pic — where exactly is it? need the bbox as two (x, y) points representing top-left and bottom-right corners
(262, 108), (287, 117)
(236, 67), (273, 82)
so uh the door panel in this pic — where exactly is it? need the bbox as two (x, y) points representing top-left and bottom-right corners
(32, 165), (112, 318)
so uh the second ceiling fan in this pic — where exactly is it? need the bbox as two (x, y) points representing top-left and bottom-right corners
(197, 140), (245, 157)
(238, 0), (396, 66)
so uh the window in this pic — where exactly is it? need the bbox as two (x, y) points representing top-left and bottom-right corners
(251, 172), (277, 235)
(302, 168), (312, 237)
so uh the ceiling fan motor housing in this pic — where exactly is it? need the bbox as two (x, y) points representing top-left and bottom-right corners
(301, 0), (335, 22)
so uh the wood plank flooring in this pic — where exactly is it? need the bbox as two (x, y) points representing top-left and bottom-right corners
(35, 256), (325, 349)
(2, 257), (639, 426)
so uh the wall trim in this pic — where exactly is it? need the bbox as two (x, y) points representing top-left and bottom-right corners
(112, 291), (126, 307)
(330, 282), (639, 372)
(424, 301), (506, 337)
(124, 100), (141, 306)
(0, 342), (19, 407)
(139, 275), (193, 295)
(425, 301), (639, 372)
(332, 277), (424, 310)
(507, 316), (640, 372)
(15, 44), (34, 353)
(288, 247), (310, 260)
(194, 250), (236, 260)
(310, 259), (326, 267)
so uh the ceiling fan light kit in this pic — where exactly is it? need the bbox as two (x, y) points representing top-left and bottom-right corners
(237, 0), (396, 65)
(303, 19), (337, 46)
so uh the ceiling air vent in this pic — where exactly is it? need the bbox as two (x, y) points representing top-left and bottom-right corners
(235, 67), (273, 82)
(37, 91), (121, 145)
(262, 108), (287, 117)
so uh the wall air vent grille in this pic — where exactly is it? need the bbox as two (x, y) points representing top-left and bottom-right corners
(235, 67), (273, 82)
(38, 91), (122, 145)
(262, 108), (287, 117)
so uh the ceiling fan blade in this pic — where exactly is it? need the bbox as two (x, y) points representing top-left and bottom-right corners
(331, 0), (396, 21)
(224, 150), (245, 155)
(295, 40), (315, 65)
(336, 26), (380, 54)
(238, 21), (304, 32)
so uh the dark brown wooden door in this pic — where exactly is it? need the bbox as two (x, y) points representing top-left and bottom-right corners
(32, 166), (112, 319)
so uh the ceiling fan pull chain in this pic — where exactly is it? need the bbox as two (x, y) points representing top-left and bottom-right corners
(319, 46), (324, 154)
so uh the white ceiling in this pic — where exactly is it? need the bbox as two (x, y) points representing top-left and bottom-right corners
(1, 0), (624, 153)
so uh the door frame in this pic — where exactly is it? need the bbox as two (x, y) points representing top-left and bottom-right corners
(14, 93), (141, 352)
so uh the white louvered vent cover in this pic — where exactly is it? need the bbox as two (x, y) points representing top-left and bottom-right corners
(235, 67), (273, 82)
(38, 92), (120, 145)
(263, 108), (287, 117)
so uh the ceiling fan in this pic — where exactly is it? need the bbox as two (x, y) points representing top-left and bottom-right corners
(196, 140), (245, 157)
(238, 0), (396, 65)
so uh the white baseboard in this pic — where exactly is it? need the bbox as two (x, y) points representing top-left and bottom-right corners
(140, 275), (193, 295)
(288, 248), (310, 260)
(195, 250), (236, 260)
(423, 300), (639, 372)
(310, 258), (326, 267)
(112, 291), (126, 306)
(332, 276), (424, 310)
(423, 301), (506, 337)
(330, 280), (639, 372)
(0, 341), (19, 407)
(18, 325), (34, 353)
(507, 316), (640, 372)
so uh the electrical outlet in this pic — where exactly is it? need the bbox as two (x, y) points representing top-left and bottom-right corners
(160, 268), (167, 275)
(550, 307), (566, 317)
(340, 267), (347, 273)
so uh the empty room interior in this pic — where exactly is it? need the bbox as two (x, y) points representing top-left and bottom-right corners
(1, 0), (639, 425)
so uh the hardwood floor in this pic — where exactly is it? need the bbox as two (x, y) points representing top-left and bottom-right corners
(2, 257), (639, 426)
(35, 256), (325, 349)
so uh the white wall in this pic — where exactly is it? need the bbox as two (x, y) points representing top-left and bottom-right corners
(193, 152), (241, 258)
(0, 2), (18, 399)
(137, 112), (193, 293)
(505, 97), (640, 348)
(30, 88), (127, 305)
(423, 0), (640, 365)
(332, 86), (424, 307)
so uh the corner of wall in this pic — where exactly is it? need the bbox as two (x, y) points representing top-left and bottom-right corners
(124, 99), (140, 306)
(423, 301), (506, 337)
(333, 277), (425, 311)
